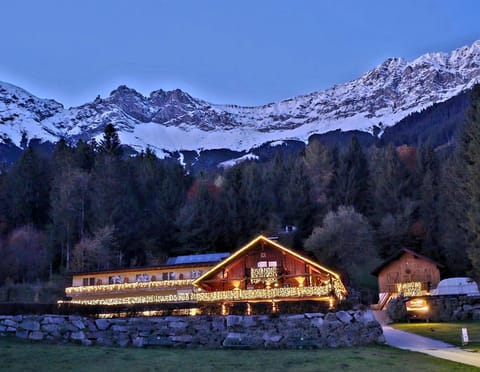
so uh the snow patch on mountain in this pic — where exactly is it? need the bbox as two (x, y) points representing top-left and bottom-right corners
(218, 153), (259, 168)
(0, 81), (63, 146)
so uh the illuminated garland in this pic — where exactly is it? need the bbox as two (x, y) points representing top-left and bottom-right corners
(68, 283), (345, 306)
(396, 282), (423, 297)
(66, 279), (195, 295)
(250, 267), (277, 285)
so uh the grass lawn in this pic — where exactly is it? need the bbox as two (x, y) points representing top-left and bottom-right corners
(0, 337), (477, 372)
(392, 321), (480, 352)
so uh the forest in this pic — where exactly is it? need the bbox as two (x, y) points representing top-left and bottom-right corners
(1, 86), (480, 293)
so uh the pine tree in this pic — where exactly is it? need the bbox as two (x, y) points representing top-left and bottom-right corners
(437, 158), (470, 275)
(5, 146), (51, 227)
(335, 136), (370, 214)
(303, 139), (335, 223)
(98, 123), (122, 157)
(456, 84), (480, 280)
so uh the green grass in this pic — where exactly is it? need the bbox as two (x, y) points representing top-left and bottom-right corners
(0, 337), (477, 372)
(392, 321), (480, 351)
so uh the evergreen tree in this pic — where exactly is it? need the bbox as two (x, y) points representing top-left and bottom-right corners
(49, 167), (89, 271)
(176, 180), (224, 252)
(456, 84), (480, 280)
(5, 146), (50, 227)
(437, 158), (470, 275)
(370, 144), (413, 220)
(98, 123), (122, 157)
(303, 139), (335, 223)
(335, 136), (370, 214)
(73, 140), (96, 171)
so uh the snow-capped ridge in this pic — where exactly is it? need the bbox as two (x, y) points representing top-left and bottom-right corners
(1, 39), (479, 153)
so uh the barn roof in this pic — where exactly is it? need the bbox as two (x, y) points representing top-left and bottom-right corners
(371, 248), (444, 276)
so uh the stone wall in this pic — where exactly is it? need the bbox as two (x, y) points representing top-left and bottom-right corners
(0, 310), (384, 349)
(427, 295), (480, 321)
(386, 295), (480, 322)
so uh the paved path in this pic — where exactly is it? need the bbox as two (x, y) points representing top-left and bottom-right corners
(383, 326), (480, 369)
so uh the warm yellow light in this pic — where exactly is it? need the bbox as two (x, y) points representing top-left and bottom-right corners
(296, 276), (306, 287)
(231, 280), (241, 289)
(396, 282), (423, 296)
(251, 267), (277, 285)
(406, 298), (429, 312)
(271, 301), (278, 313)
(66, 279), (194, 296)
(67, 284), (342, 306)
(189, 308), (198, 316)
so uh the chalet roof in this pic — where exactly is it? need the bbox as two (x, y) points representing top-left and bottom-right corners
(371, 248), (444, 277)
(193, 235), (344, 286)
(166, 252), (230, 265)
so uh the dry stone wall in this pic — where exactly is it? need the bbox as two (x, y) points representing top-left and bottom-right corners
(387, 295), (480, 322)
(0, 310), (384, 349)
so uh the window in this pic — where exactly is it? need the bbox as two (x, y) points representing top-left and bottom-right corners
(162, 272), (175, 280)
(136, 274), (150, 282)
(268, 261), (277, 267)
(191, 270), (203, 279)
(83, 277), (96, 286)
(109, 276), (123, 284)
(257, 261), (267, 268)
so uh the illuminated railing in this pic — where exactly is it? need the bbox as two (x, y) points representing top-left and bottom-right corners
(66, 279), (195, 295)
(386, 282), (430, 297)
(68, 284), (343, 306)
(195, 286), (331, 302)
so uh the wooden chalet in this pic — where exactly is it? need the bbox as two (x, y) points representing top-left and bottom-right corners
(193, 236), (347, 304)
(63, 236), (347, 311)
(371, 248), (443, 309)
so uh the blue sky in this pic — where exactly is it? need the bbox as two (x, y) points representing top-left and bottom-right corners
(1, 0), (479, 108)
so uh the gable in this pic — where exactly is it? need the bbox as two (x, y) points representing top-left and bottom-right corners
(193, 235), (346, 295)
(372, 248), (443, 277)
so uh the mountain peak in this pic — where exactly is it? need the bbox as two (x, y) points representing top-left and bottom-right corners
(109, 85), (144, 98)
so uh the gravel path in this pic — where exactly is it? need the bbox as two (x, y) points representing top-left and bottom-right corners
(383, 326), (480, 368)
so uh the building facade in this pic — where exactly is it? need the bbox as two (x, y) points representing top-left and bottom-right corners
(64, 236), (347, 309)
(371, 248), (442, 309)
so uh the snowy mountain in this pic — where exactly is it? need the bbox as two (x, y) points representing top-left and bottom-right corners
(1, 40), (479, 160)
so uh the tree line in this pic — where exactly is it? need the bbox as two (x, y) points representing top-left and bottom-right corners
(1, 86), (480, 289)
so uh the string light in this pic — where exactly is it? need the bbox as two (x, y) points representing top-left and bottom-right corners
(64, 235), (348, 306)
(250, 267), (278, 285)
(68, 282), (345, 306)
(396, 282), (423, 296)
(66, 279), (194, 295)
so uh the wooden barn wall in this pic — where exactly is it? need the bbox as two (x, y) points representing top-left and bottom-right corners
(208, 244), (325, 290)
(378, 253), (440, 293)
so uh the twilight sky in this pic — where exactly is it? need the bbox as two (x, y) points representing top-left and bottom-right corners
(2, 0), (480, 108)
